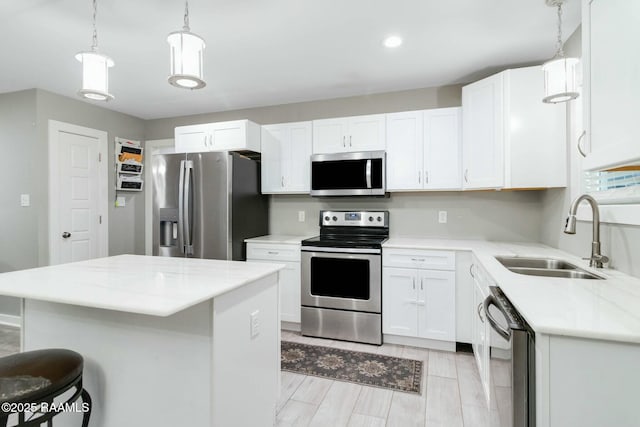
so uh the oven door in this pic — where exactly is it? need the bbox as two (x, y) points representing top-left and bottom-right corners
(301, 248), (381, 313)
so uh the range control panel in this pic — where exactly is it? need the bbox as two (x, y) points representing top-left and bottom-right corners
(319, 210), (389, 227)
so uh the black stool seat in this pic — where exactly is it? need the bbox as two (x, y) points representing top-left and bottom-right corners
(0, 349), (91, 427)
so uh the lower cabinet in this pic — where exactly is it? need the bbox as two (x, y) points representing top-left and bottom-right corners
(382, 249), (456, 344)
(246, 242), (301, 324)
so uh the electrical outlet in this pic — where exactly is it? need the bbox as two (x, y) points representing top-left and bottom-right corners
(250, 310), (260, 338)
(438, 211), (448, 224)
(298, 211), (305, 222)
(20, 194), (30, 207)
(115, 196), (126, 207)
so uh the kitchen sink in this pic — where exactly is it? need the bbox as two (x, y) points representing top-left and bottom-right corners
(495, 256), (604, 280)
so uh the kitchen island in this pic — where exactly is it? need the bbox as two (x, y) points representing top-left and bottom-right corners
(0, 254), (284, 427)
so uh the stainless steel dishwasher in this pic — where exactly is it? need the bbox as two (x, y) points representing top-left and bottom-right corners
(484, 286), (536, 427)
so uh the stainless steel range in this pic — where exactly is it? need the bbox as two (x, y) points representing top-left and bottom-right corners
(301, 210), (389, 345)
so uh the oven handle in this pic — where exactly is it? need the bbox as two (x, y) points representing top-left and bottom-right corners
(301, 246), (381, 255)
(484, 295), (512, 341)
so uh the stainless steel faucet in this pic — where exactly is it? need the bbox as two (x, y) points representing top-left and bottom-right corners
(564, 194), (609, 268)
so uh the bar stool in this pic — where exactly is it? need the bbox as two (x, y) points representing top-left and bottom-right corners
(0, 349), (91, 427)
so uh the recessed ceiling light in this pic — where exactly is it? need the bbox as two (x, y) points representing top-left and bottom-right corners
(383, 35), (403, 48)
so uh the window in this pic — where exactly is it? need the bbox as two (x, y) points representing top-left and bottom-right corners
(583, 169), (640, 204)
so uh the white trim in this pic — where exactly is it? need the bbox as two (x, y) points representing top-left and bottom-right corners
(577, 204), (640, 226)
(48, 120), (109, 265)
(0, 313), (21, 327)
(382, 334), (456, 352)
(144, 139), (175, 255)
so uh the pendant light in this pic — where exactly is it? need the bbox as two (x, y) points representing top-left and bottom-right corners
(167, 1), (206, 89)
(76, 0), (114, 101)
(542, 0), (579, 104)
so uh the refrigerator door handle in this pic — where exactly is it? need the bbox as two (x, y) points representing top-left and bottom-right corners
(178, 160), (186, 254)
(183, 160), (194, 255)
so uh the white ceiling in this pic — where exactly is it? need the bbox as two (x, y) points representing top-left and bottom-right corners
(0, 0), (580, 120)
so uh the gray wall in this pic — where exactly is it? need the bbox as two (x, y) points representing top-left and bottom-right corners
(0, 90), (38, 315)
(539, 27), (640, 278)
(0, 89), (146, 317)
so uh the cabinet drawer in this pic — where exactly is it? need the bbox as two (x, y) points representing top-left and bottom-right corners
(246, 243), (301, 262)
(383, 249), (455, 271)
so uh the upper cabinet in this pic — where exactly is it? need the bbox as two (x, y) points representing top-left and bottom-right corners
(462, 66), (567, 190)
(386, 107), (461, 191)
(261, 122), (312, 194)
(582, 0), (640, 170)
(175, 120), (261, 153)
(312, 114), (386, 154)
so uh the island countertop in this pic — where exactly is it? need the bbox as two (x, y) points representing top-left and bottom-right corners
(0, 254), (284, 317)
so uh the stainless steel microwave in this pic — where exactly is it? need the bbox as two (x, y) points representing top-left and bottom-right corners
(310, 151), (386, 196)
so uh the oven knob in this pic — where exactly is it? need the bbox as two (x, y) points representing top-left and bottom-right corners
(369, 216), (374, 222)
(324, 216), (330, 222)
(377, 216), (382, 222)
(332, 216), (337, 221)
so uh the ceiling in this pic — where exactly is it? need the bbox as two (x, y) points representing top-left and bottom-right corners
(0, 0), (580, 120)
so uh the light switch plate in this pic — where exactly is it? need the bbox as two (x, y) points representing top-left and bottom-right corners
(20, 194), (30, 207)
(250, 310), (260, 338)
(438, 211), (448, 223)
(298, 211), (305, 222)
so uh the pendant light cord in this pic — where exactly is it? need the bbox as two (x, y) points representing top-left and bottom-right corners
(91, 0), (98, 51)
(183, 1), (190, 31)
(555, 3), (564, 58)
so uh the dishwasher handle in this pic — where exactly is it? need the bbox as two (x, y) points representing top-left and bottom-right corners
(484, 295), (511, 341)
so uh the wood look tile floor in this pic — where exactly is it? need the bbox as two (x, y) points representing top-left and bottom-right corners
(279, 331), (492, 427)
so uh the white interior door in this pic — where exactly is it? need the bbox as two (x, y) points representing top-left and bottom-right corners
(49, 120), (108, 265)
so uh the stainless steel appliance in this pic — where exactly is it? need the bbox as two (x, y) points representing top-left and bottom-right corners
(310, 151), (386, 196)
(151, 151), (268, 260)
(301, 210), (389, 345)
(484, 286), (535, 427)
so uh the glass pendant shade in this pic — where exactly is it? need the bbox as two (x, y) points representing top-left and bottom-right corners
(75, 51), (115, 101)
(542, 56), (579, 103)
(167, 30), (206, 89)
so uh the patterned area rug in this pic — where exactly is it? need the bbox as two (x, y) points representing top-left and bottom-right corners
(281, 341), (423, 394)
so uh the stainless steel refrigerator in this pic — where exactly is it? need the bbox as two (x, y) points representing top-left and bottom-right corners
(151, 151), (268, 260)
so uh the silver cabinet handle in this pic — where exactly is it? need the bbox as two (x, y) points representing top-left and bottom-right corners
(342, 136), (346, 148)
(412, 277), (416, 290)
(411, 258), (425, 262)
(418, 171), (421, 184)
(281, 176), (285, 188)
(425, 171), (429, 184)
(469, 263), (475, 278)
(62, 232), (71, 239)
(349, 135), (352, 147)
(477, 302), (484, 323)
(577, 130), (587, 158)
(464, 169), (469, 183)
(267, 251), (279, 255)
(420, 278), (423, 291)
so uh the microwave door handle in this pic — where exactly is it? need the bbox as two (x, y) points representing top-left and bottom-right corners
(178, 160), (186, 254)
(484, 295), (511, 341)
(365, 159), (372, 188)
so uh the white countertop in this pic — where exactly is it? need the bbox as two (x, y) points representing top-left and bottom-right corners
(245, 234), (315, 245)
(0, 255), (284, 317)
(384, 237), (640, 344)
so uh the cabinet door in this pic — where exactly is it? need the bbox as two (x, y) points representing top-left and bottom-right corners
(284, 122), (312, 193)
(386, 111), (424, 191)
(175, 124), (210, 153)
(210, 120), (245, 151)
(424, 108), (462, 190)
(583, 0), (640, 170)
(462, 73), (505, 189)
(279, 261), (301, 323)
(348, 114), (386, 151)
(472, 274), (486, 386)
(312, 118), (349, 154)
(382, 267), (418, 337)
(260, 126), (286, 193)
(417, 270), (455, 341)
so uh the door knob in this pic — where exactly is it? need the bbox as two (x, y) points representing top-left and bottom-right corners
(62, 232), (71, 239)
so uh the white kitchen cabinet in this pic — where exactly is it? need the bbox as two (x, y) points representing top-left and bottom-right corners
(582, 0), (640, 170)
(462, 66), (566, 190)
(175, 120), (261, 153)
(383, 249), (456, 344)
(246, 242), (301, 324)
(471, 264), (490, 405)
(312, 114), (386, 154)
(261, 122), (312, 194)
(386, 108), (461, 191)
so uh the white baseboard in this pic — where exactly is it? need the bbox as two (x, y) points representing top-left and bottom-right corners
(383, 334), (456, 352)
(0, 314), (21, 327)
(281, 321), (301, 332)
